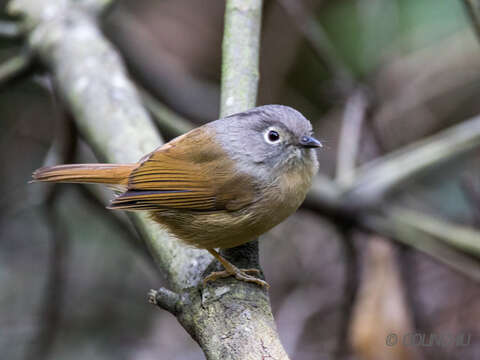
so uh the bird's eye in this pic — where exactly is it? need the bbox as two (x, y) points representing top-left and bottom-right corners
(265, 129), (280, 144)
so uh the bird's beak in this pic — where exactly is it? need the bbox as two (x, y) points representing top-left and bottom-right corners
(299, 136), (322, 148)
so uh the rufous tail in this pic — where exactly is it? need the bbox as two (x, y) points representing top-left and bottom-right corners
(32, 163), (136, 186)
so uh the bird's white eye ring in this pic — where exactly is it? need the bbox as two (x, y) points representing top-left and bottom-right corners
(264, 128), (281, 144)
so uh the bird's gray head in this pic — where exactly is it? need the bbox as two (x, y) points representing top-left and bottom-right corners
(214, 105), (321, 180)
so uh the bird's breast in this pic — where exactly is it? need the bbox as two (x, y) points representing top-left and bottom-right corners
(250, 158), (317, 233)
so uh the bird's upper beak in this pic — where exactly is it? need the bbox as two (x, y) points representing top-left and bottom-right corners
(299, 136), (322, 148)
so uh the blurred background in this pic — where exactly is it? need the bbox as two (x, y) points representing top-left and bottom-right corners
(1, 0), (480, 359)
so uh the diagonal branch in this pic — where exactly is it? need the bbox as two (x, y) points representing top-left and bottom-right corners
(0, 50), (33, 86)
(341, 114), (480, 208)
(276, 0), (354, 90)
(388, 207), (480, 257)
(138, 86), (194, 136)
(463, 0), (480, 41)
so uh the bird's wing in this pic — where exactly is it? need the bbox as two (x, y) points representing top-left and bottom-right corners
(109, 127), (257, 211)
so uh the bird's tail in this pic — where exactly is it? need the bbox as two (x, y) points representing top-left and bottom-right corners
(31, 163), (136, 187)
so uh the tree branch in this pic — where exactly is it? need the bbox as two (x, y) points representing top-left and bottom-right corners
(363, 209), (480, 282)
(463, 0), (480, 41)
(335, 88), (369, 185)
(0, 50), (32, 86)
(341, 114), (480, 208)
(389, 207), (480, 258)
(138, 86), (194, 136)
(220, 0), (262, 117)
(0, 20), (25, 38)
(104, 8), (220, 120)
(276, 0), (354, 91)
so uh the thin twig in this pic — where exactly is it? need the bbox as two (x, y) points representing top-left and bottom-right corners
(276, 0), (354, 91)
(104, 8), (219, 120)
(310, 110), (480, 248)
(336, 88), (369, 186)
(342, 114), (480, 207)
(390, 207), (480, 258)
(138, 86), (194, 136)
(364, 210), (480, 282)
(148, 287), (182, 315)
(305, 188), (480, 283)
(0, 51), (33, 86)
(463, 0), (480, 41)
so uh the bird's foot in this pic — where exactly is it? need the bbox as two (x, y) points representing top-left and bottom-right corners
(203, 267), (269, 288)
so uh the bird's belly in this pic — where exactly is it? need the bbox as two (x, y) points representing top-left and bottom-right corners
(151, 189), (305, 249)
(151, 209), (260, 248)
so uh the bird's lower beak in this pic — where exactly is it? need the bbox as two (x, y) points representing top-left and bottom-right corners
(300, 136), (322, 148)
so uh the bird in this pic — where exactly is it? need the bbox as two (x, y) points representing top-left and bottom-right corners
(32, 105), (321, 288)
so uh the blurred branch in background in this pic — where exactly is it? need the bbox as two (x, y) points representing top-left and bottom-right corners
(104, 8), (220, 121)
(138, 86), (194, 136)
(390, 207), (480, 258)
(0, 19), (25, 38)
(342, 114), (480, 208)
(0, 50), (32, 87)
(276, 0), (354, 92)
(336, 88), (370, 186)
(307, 112), (480, 213)
(463, 0), (480, 40)
(461, 175), (480, 226)
(367, 209), (480, 282)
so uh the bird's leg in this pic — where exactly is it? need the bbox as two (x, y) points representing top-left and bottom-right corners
(203, 248), (269, 288)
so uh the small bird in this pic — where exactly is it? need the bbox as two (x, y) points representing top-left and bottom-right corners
(32, 105), (321, 287)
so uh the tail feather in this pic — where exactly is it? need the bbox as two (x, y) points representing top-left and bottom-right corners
(32, 163), (136, 186)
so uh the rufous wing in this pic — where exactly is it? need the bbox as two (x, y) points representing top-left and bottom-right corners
(109, 127), (257, 211)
